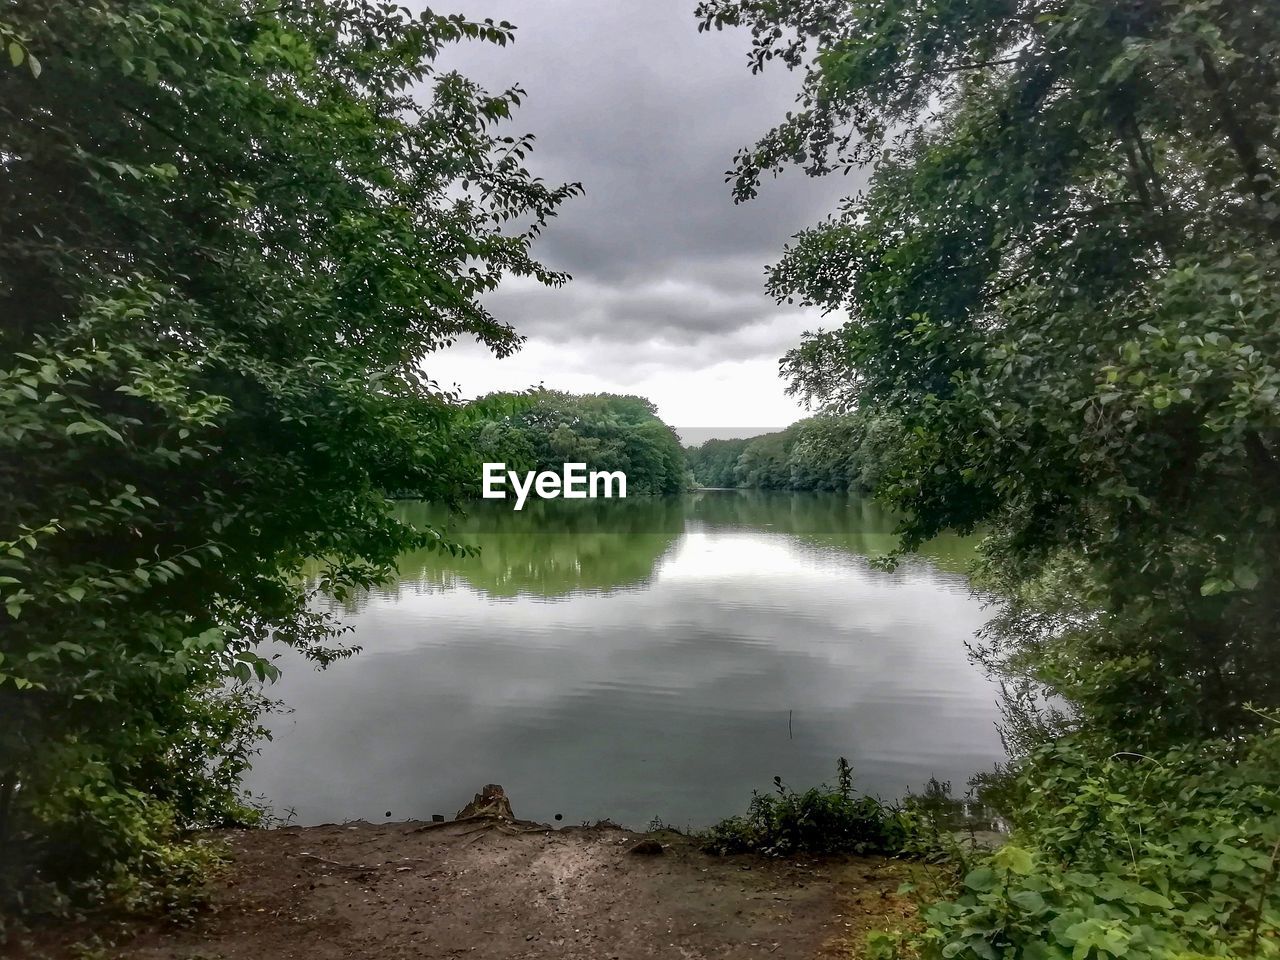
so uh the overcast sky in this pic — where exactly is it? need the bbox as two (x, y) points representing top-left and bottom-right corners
(419, 0), (860, 433)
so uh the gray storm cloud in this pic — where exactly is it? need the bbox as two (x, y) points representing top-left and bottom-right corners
(419, 0), (862, 427)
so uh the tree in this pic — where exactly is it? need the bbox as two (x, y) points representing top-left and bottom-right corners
(0, 0), (578, 911)
(472, 391), (687, 496)
(686, 415), (884, 492)
(732, 425), (799, 489)
(686, 437), (750, 488)
(703, 6), (1280, 955)
(698, 0), (1280, 741)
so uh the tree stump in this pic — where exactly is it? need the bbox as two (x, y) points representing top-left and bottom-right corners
(454, 784), (515, 821)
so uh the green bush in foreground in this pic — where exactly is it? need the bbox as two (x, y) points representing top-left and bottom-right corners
(701, 759), (909, 857)
(881, 730), (1280, 960)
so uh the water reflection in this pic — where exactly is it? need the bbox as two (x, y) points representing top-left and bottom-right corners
(387, 496), (685, 600)
(249, 491), (1003, 829)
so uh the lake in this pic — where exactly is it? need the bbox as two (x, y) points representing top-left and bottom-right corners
(245, 490), (1005, 829)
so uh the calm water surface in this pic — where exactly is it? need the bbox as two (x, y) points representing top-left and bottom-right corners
(246, 491), (1004, 828)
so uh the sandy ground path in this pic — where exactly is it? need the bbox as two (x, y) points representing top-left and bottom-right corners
(13, 820), (918, 960)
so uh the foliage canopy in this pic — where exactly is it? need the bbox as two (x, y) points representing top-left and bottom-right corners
(0, 0), (577, 914)
(685, 413), (898, 492)
(700, 0), (1280, 955)
(698, 0), (1280, 739)
(472, 391), (688, 497)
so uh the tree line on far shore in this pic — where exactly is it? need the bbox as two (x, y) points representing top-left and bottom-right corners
(683, 413), (897, 493)
(468, 396), (894, 499)
(466, 397), (902, 499)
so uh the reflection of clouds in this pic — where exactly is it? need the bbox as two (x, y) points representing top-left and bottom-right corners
(249, 527), (1003, 829)
(319, 533), (982, 669)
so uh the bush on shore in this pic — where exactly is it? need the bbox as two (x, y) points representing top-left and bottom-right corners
(699, 759), (910, 857)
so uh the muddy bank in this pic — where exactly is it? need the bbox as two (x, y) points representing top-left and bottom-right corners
(13, 814), (919, 960)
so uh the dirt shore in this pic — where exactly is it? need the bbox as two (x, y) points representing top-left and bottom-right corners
(12, 817), (919, 960)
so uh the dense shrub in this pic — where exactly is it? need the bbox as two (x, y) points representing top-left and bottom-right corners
(885, 730), (1280, 960)
(700, 759), (910, 857)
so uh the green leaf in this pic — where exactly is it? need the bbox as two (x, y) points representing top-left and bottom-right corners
(1232, 565), (1260, 590)
(1010, 890), (1048, 914)
(1216, 852), (1246, 873)
(994, 844), (1036, 876)
(964, 866), (997, 892)
(1128, 888), (1173, 910)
